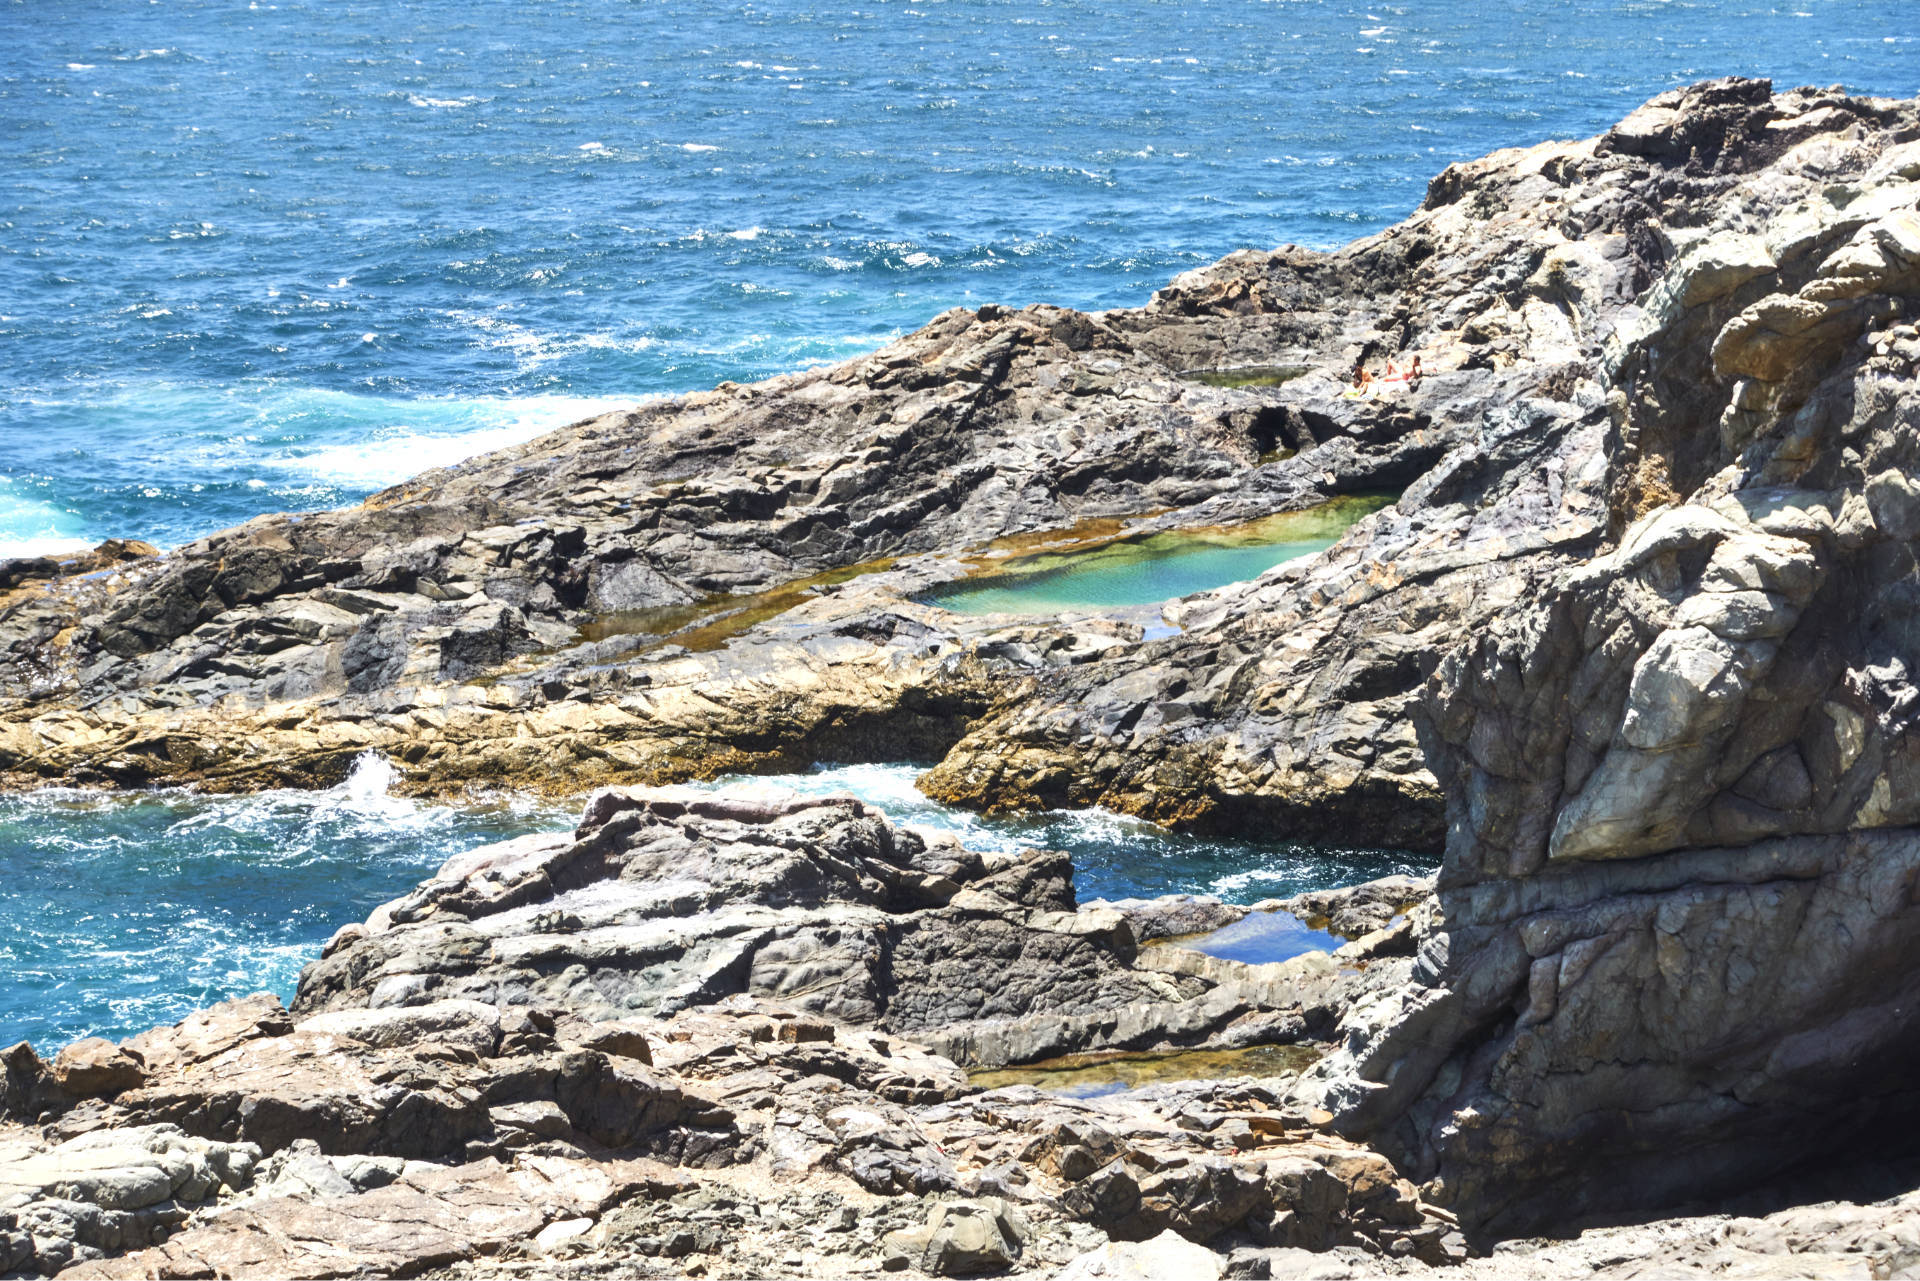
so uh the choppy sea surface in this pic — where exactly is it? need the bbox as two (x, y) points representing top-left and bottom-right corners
(0, 759), (1418, 1047)
(3, 0), (1915, 553)
(2, 1), (1914, 1050)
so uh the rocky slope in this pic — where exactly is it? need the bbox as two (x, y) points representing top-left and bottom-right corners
(21, 85), (1893, 850)
(0, 75), (1633, 848)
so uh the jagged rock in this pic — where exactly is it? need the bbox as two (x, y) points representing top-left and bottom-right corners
(0, 1124), (258, 1276)
(1277, 78), (1920, 1242)
(65, 1156), (687, 1280)
(292, 791), (1351, 1071)
(11, 790), (1448, 1279)
(10, 76), (1920, 1278)
(882, 1198), (1030, 1275)
(48, 1040), (146, 1101)
(294, 997), (502, 1058)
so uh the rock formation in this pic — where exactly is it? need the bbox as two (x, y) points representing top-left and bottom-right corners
(1290, 77), (1920, 1238)
(5, 74), (1920, 1277)
(1, 796), (1456, 1278)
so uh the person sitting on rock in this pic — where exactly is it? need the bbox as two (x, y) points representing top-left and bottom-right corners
(1341, 363), (1376, 399)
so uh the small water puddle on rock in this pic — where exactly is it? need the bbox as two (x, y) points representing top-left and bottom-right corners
(1162, 910), (1345, 966)
(920, 493), (1394, 616)
(967, 1044), (1322, 1099)
(1179, 364), (1312, 389)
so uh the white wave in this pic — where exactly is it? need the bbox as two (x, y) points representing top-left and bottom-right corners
(280, 395), (639, 489)
(578, 141), (606, 151)
(0, 485), (89, 559)
(726, 226), (762, 241)
(679, 142), (720, 153)
(407, 94), (481, 109)
(67, 63), (96, 70)
(343, 751), (398, 804)
(1208, 866), (1303, 896)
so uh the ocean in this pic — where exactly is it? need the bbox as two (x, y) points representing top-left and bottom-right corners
(0, 0), (1913, 1048)
(4, 0), (1914, 553)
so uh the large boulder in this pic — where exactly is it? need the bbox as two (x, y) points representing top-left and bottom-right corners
(1295, 87), (1920, 1237)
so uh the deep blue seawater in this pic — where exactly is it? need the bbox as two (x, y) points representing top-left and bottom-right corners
(0, 1), (1914, 1049)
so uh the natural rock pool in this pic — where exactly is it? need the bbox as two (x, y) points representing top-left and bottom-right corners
(967, 1043), (1322, 1099)
(0, 758), (1421, 1050)
(921, 494), (1394, 616)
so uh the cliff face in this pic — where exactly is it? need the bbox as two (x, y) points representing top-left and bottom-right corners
(1294, 82), (1920, 1234)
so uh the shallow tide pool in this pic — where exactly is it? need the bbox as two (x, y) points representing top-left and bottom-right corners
(0, 760), (1423, 1050)
(922, 495), (1394, 616)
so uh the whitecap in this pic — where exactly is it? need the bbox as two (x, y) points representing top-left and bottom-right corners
(274, 392), (643, 489)
(578, 141), (606, 151)
(66, 63), (96, 70)
(679, 142), (720, 153)
(725, 226), (762, 240)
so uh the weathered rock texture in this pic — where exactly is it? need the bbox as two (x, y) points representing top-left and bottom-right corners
(0, 67), (1674, 850)
(1285, 77), (1920, 1240)
(2, 796), (1453, 1278)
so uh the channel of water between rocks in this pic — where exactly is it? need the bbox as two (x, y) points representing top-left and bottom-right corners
(0, 758), (1421, 1070)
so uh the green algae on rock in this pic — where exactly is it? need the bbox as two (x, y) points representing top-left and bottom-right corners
(968, 1044), (1323, 1098)
(919, 494), (1395, 617)
(1178, 365), (1313, 389)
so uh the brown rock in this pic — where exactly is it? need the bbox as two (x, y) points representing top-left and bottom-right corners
(50, 1039), (145, 1099)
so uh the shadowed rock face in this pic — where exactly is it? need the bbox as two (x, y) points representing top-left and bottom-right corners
(1289, 82), (1920, 1236)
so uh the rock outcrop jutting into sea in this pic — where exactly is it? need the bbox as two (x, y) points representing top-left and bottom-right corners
(7, 77), (1920, 1277)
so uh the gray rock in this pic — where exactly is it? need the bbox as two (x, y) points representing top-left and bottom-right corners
(1055, 1228), (1226, 1280)
(881, 1198), (1028, 1276)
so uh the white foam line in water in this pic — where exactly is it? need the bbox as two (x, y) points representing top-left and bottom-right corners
(251, 390), (647, 489)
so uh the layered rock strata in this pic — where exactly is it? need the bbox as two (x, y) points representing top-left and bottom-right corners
(1290, 78), (1920, 1237)
(1, 795), (1454, 1278)
(3, 72), (1920, 1273)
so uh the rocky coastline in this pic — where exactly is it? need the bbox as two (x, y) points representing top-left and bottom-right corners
(8, 76), (1920, 1277)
